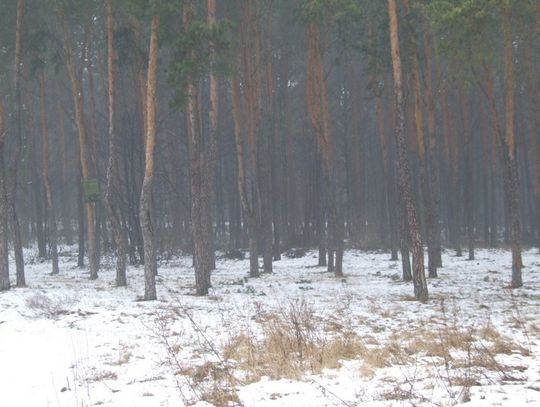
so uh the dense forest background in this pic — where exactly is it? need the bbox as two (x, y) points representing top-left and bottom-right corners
(0, 0), (539, 302)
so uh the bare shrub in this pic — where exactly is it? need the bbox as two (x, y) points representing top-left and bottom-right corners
(224, 300), (370, 381)
(381, 300), (531, 404)
(25, 292), (78, 319)
(149, 308), (242, 407)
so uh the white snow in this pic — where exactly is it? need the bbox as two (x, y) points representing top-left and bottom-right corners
(1, 247), (539, 406)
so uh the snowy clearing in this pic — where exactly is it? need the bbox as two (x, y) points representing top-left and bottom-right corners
(1, 248), (540, 407)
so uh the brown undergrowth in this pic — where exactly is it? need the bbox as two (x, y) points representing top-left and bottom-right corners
(153, 298), (532, 406)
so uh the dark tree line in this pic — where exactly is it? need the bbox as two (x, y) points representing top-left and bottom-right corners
(0, 0), (538, 302)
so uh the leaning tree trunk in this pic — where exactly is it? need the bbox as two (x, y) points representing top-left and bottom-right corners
(388, 0), (428, 302)
(139, 13), (160, 300)
(39, 70), (59, 275)
(105, 0), (128, 287)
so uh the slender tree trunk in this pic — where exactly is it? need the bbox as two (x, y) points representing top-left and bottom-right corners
(104, 0), (127, 286)
(523, 44), (540, 249)
(186, 77), (211, 294)
(231, 72), (259, 278)
(57, 99), (73, 245)
(83, 23), (104, 267)
(502, 7), (522, 287)
(306, 21), (343, 277)
(399, 199), (412, 281)
(376, 88), (398, 261)
(422, 20), (442, 269)
(27, 84), (47, 259)
(62, 18), (98, 279)
(184, 0), (212, 295)
(409, 30), (436, 278)
(442, 85), (462, 256)
(460, 88), (475, 260)
(10, 0), (25, 287)
(388, 0), (428, 302)
(39, 70), (59, 275)
(139, 13), (160, 300)
(206, 0), (218, 271)
(482, 66), (501, 248)
(105, 0), (127, 287)
(77, 172), (85, 267)
(0, 96), (9, 291)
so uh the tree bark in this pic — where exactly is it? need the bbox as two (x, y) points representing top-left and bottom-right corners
(9, 0), (25, 287)
(206, 0), (218, 270)
(62, 17), (98, 279)
(502, 7), (522, 288)
(523, 43), (540, 250)
(421, 20), (442, 269)
(460, 87), (475, 261)
(306, 21), (344, 277)
(184, 0), (212, 295)
(388, 0), (428, 302)
(231, 71), (259, 278)
(375, 86), (399, 261)
(0, 96), (9, 291)
(39, 70), (59, 275)
(105, 0), (128, 287)
(139, 13), (160, 300)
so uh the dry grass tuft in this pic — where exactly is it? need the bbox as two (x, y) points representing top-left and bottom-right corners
(223, 300), (370, 381)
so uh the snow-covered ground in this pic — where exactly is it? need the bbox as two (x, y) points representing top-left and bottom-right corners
(1, 247), (539, 407)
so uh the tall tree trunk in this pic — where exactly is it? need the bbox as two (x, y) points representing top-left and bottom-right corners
(62, 18), (98, 280)
(139, 13), (160, 300)
(0, 96), (9, 291)
(77, 172), (85, 267)
(231, 72), (259, 278)
(260, 5), (275, 273)
(39, 70), (59, 275)
(184, 0), (212, 295)
(408, 23), (435, 278)
(460, 88), (475, 260)
(502, 7), (522, 288)
(10, 0), (25, 287)
(375, 86), (398, 261)
(306, 21), (344, 277)
(387, 0), (428, 302)
(206, 0), (218, 271)
(83, 22), (105, 266)
(481, 66), (501, 248)
(27, 84), (47, 259)
(57, 99), (74, 245)
(442, 84), (462, 256)
(404, 0), (438, 278)
(523, 44), (540, 250)
(105, 0), (128, 287)
(421, 20), (442, 269)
